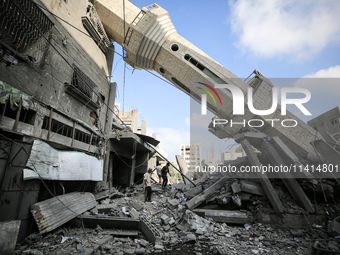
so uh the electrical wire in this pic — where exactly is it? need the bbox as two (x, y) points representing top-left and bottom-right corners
(5, 1), (203, 181)
(0, 132), (82, 218)
(7, 0), (137, 137)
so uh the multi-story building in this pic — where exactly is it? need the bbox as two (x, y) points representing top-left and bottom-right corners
(221, 149), (244, 161)
(0, 0), (155, 241)
(180, 143), (202, 174)
(116, 107), (147, 135)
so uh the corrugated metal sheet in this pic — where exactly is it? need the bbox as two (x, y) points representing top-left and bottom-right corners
(30, 192), (96, 234)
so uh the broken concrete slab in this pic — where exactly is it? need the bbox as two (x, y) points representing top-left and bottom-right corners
(238, 139), (285, 213)
(163, 225), (171, 231)
(0, 220), (21, 255)
(184, 185), (203, 199)
(168, 198), (179, 208)
(80, 215), (139, 230)
(240, 180), (265, 196)
(129, 208), (140, 219)
(95, 203), (117, 214)
(131, 200), (143, 211)
(107, 229), (139, 237)
(185, 177), (231, 210)
(174, 182), (187, 191)
(79, 234), (113, 255)
(232, 194), (242, 207)
(328, 216), (340, 235)
(182, 233), (197, 244)
(161, 214), (170, 225)
(231, 181), (241, 194)
(140, 215), (162, 244)
(31, 192), (96, 234)
(193, 209), (253, 224)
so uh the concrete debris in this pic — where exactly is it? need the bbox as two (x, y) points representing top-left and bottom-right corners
(13, 174), (340, 255)
(240, 180), (265, 196)
(193, 209), (253, 224)
(231, 181), (242, 194)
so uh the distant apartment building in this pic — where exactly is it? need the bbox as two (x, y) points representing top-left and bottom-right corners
(116, 107), (147, 135)
(115, 105), (169, 169)
(206, 145), (215, 164)
(221, 145), (258, 162)
(221, 149), (244, 161)
(180, 143), (202, 173)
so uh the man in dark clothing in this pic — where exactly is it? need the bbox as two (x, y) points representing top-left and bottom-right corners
(161, 162), (171, 189)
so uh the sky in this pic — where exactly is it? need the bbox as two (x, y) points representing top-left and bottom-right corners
(111, 0), (340, 161)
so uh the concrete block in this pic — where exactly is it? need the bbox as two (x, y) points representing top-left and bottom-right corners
(96, 203), (117, 213)
(232, 194), (242, 207)
(139, 239), (149, 247)
(193, 209), (253, 224)
(186, 177), (230, 210)
(129, 208), (139, 219)
(168, 219), (176, 226)
(168, 199), (179, 208)
(163, 225), (171, 231)
(160, 214), (170, 225)
(231, 181), (241, 194)
(182, 233), (197, 244)
(131, 200), (143, 211)
(0, 220), (21, 255)
(154, 244), (164, 251)
(184, 185), (203, 199)
(174, 182), (186, 191)
(240, 180), (265, 196)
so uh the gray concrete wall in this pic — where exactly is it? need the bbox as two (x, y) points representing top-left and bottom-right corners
(0, 0), (114, 154)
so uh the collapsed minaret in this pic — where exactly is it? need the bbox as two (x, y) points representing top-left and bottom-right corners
(94, 0), (321, 159)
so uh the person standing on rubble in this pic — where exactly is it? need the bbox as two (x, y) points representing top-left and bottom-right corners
(161, 162), (171, 189)
(144, 168), (156, 202)
(156, 163), (162, 184)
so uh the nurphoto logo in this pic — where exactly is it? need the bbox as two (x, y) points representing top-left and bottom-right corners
(199, 82), (312, 128)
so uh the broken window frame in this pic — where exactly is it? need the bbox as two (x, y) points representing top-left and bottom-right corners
(0, 0), (54, 65)
(64, 65), (101, 111)
(331, 118), (339, 125)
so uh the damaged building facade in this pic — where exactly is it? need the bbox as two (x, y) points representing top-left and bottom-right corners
(0, 0), (159, 245)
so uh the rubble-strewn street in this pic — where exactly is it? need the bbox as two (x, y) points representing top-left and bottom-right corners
(13, 175), (340, 255)
(1, 0), (340, 254)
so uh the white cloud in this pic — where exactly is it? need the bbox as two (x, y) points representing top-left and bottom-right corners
(303, 65), (340, 78)
(148, 126), (190, 161)
(229, 0), (340, 59)
(294, 65), (340, 97)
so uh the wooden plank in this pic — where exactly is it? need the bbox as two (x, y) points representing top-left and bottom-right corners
(31, 192), (96, 234)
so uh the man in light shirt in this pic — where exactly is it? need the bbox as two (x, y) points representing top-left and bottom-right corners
(155, 163), (162, 184)
(144, 168), (156, 202)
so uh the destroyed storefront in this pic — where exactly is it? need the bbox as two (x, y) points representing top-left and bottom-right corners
(0, 0), (156, 252)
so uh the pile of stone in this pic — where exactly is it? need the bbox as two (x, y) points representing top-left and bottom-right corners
(14, 175), (340, 254)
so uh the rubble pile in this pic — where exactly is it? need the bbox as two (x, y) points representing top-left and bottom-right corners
(14, 176), (340, 255)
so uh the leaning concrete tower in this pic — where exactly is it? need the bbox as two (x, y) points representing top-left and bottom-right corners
(94, 0), (321, 158)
